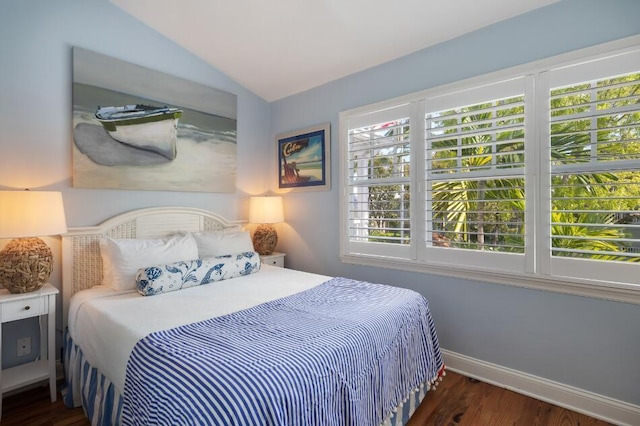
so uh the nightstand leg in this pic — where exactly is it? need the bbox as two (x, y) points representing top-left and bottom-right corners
(47, 294), (56, 402)
(0, 318), (3, 420)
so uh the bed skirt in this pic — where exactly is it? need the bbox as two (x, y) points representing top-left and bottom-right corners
(63, 330), (438, 425)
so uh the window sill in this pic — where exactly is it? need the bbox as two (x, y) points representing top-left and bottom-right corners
(340, 254), (640, 305)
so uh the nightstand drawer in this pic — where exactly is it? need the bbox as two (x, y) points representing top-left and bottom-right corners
(260, 252), (285, 268)
(263, 257), (284, 267)
(2, 297), (45, 322)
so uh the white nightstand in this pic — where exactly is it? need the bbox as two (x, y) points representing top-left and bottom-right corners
(0, 283), (58, 419)
(260, 252), (286, 268)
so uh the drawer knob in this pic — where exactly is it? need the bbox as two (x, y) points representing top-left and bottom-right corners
(24, 305), (30, 311)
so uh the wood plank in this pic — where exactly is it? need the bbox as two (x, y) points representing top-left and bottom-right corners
(408, 372), (613, 426)
(1, 373), (613, 425)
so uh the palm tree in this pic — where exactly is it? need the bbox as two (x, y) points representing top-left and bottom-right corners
(430, 101), (526, 252)
(551, 211), (634, 261)
(429, 76), (639, 260)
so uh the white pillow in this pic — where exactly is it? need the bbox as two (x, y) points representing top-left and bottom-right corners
(100, 233), (199, 291)
(191, 229), (254, 258)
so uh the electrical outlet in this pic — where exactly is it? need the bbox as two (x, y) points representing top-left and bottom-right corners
(17, 337), (31, 357)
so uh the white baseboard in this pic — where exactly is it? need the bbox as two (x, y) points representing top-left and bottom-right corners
(442, 349), (640, 426)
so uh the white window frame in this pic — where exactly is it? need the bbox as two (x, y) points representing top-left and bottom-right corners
(339, 35), (640, 305)
(423, 75), (533, 275)
(343, 103), (416, 260)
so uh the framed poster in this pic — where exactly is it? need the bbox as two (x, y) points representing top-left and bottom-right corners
(72, 47), (237, 192)
(277, 123), (330, 192)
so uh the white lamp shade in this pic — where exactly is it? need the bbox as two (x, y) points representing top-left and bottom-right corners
(0, 191), (68, 238)
(249, 196), (284, 224)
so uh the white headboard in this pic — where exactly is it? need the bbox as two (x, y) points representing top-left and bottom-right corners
(61, 206), (244, 329)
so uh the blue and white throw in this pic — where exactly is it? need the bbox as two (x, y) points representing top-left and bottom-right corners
(122, 277), (443, 426)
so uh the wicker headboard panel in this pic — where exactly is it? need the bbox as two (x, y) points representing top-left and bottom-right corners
(61, 207), (244, 328)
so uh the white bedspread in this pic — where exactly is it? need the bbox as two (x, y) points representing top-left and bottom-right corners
(68, 265), (330, 395)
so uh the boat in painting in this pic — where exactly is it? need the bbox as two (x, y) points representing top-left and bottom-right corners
(95, 104), (183, 160)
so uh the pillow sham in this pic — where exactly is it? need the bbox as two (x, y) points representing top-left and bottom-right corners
(100, 233), (199, 291)
(191, 229), (254, 258)
(136, 251), (261, 296)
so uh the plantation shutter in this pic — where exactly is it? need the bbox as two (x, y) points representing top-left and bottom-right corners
(546, 49), (640, 284)
(423, 77), (533, 273)
(345, 103), (413, 259)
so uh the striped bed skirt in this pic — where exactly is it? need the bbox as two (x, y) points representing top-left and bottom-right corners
(63, 331), (432, 425)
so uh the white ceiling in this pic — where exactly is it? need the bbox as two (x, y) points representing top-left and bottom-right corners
(111, 0), (560, 102)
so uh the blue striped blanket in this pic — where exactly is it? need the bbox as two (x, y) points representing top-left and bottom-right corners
(122, 277), (443, 425)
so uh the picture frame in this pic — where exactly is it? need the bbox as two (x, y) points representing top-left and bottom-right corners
(72, 47), (237, 193)
(277, 123), (331, 192)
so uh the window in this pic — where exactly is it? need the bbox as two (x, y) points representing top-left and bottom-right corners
(345, 103), (414, 259)
(424, 77), (532, 274)
(545, 52), (640, 285)
(339, 38), (640, 303)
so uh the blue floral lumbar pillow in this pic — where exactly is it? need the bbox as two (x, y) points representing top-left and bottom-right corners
(136, 251), (261, 296)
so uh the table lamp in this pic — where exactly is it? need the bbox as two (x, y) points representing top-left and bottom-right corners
(249, 196), (284, 255)
(0, 190), (67, 293)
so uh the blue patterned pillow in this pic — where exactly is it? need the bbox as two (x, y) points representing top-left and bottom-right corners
(136, 251), (261, 296)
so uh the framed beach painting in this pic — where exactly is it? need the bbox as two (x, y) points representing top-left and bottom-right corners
(72, 47), (237, 192)
(277, 123), (330, 192)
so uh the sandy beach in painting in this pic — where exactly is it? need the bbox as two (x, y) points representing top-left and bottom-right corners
(72, 48), (238, 193)
(73, 103), (236, 193)
(280, 164), (323, 183)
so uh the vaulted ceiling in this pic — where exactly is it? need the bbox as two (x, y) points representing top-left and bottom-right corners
(111, 0), (561, 101)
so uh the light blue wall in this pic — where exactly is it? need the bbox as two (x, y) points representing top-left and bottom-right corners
(272, 0), (640, 406)
(1, 0), (639, 409)
(0, 0), (271, 367)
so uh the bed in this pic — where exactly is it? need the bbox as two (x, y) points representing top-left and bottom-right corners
(61, 207), (444, 425)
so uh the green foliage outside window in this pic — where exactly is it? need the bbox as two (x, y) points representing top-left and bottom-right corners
(427, 73), (639, 261)
(351, 73), (639, 263)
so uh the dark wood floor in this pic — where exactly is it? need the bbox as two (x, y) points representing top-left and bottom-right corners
(1, 372), (612, 425)
(1, 381), (88, 426)
(408, 371), (612, 426)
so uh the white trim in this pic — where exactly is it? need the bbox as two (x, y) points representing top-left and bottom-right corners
(524, 73), (538, 275)
(442, 349), (640, 426)
(424, 75), (526, 112)
(346, 103), (413, 130)
(339, 34), (640, 305)
(538, 70), (552, 278)
(414, 100), (426, 262)
(424, 247), (526, 274)
(340, 254), (640, 305)
(339, 112), (349, 260)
